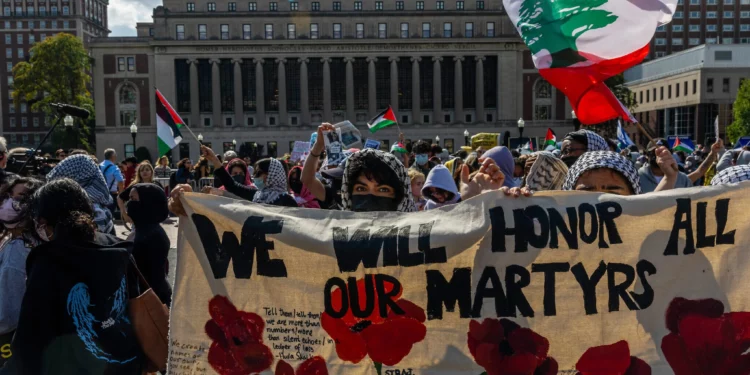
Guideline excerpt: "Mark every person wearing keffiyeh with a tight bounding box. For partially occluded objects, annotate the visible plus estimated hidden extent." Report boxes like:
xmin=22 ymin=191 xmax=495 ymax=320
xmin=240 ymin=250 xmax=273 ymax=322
xmin=46 ymin=154 xmax=115 ymax=234
xmin=251 ymin=158 xmax=297 ymax=207
xmin=525 ymin=151 xmax=569 ymax=191
xmin=341 ymin=149 xmax=417 ymax=212
xmin=710 ymin=164 xmax=750 ymax=186
xmin=563 ymin=151 xmax=642 ymax=195
xmin=561 ymin=129 xmax=609 ymax=167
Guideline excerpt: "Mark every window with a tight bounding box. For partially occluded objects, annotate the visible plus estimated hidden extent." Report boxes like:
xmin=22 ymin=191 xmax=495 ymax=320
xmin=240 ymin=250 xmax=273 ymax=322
xmin=396 ymin=1 xmax=404 ymax=9
xmin=378 ymin=23 xmax=387 ymax=38
xmin=16 ymin=34 xmax=22 ymax=44
xmin=443 ymin=22 xmax=452 ymax=37
xmin=676 ymin=83 xmax=680 ymax=97
xmin=187 ymin=2 xmax=195 ymax=11
xmin=476 ymin=0 xmax=485 ymax=9
xmin=660 ymin=86 xmax=664 ymax=100
xmin=693 ymin=79 xmax=697 ymax=94
xmin=29 ymin=35 xmax=34 ymax=44
xmin=127 ymin=56 xmax=135 ymax=71
xmin=707 ymin=37 xmax=718 ymax=43
xmin=655 ymin=38 xmax=666 ymax=45
xmin=673 ymin=38 xmax=683 ymax=45
xmin=465 ymin=22 xmax=473 ymax=37
xmin=21 ymin=118 xmax=27 ymax=128
xmin=249 ymin=2 xmax=257 ymax=10
xmin=331 ymin=23 xmax=341 ymax=38
xmin=437 ymin=1 xmax=444 ymax=9
xmin=265 ymin=24 xmax=273 ymax=39
xmin=207 ymin=2 xmax=216 ymax=11
xmin=726 ymin=0 xmax=734 ymax=3
xmin=62 ymin=5 xmax=69 ymax=14
xmin=533 ymin=79 xmax=552 ymax=120
xmin=229 ymin=2 xmax=236 ymax=10
xmin=724 ymin=11 xmax=734 ymax=18
xmin=198 ymin=24 xmax=207 ymax=40
xmin=33 ymin=118 xmax=39 ymax=128
xmin=656 ymin=25 xmax=665 ymax=31
xmin=52 ymin=21 xmax=57 ymax=28
xmin=723 ymin=78 xmax=730 ymax=92
xmin=690 ymin=24 xmax=700 ymax=31
xmin=149 ymin=28 xmax=155 ymax=36
xmin=221 ymin=24 xmax=229 ymax=39
xmin=707 ymin=24 xmax=717 ymax=31
xmin=707 ymin=78 xmax=714 ymax=93
xmin=17 ymin=48 xmax=23 ymax=58
xmin=673 ymin=25 xmax=684 ymax=32
xmin=743 ymin=38 xmax=750 ymax=43
xmin=2 ymin=7 xmax=9 ymax=16
xmin=311 ymin=2 xmax=319 ymax=10
xmin=675 ymin=11 xmax=683 ymax=18
xmin=4 ymin=35 xmax=9 ymax=45
xmin=176 ymin=24 xmax=185 ymax=39
xmin=333 ymin=1 xmax=341 ymax=10
xmin=40 ymin=6 xmax=46 ymax=15
xmin=356 ymin=23 xmax=364 ymax=38
xmin=456 ymin=0 xmax=464 ymax=9
xmin=690 ymin=38 xmax=700 ymax=45
xmin=354 ymin=1 xmax=362 ymax=9
xmin=27 ymin=6 xmax=34 ymax=16
xmin=290 ymin=1 xmax=298 ymax=10
xmin=269 ymin=2 xmax=277 ymax=10
xmin=486 ymin=22 xmax=495 ymax=37
xmin=724 ymin=25 xmax=734 ymax=31
xmin=41 ymin=21 xmax=46 ymax=29
xmin=51 ymin=6 xmax=57 ymax=15
xmin=744 ymin=0 xmax=750 ymax=4
xmin=243 ymin=24 xmax=251 ymax=39
xmin=310 ymin=23 xmax=318 ymax=39
xmin=422 ymin=22 xmax=431 ymax=37
xmin=417 ymin=1 xmax=424 ymax=9
xmin=400 ymin=23 xmax=409 ymax=38
xmin=5 ymin=48 xmax=11 ymax=59
xmin=690 ymin=11 xmax=700 ymax=18
xmin=119 ymin=84 xmax=138 ymax=126
xmin=708 ymin=0 xmax=716 ymax=4
xmin=742 ymin=24 xmax=750 ymax=31
xmin=742 ymin=11 xmax=750 ymax=18
xmin=6 ymin=62 xmax=11 ymax=72
xmin=707 ymin=11 xmax=717 ymax=18
xmin=8 ymin=104 xmax=14 ymax=114
xmin=9 ymin=119 xmax=14 ymax=128
xmin=723 ymin=37 xmax=734 ymax=44
xmin=287 ymin=24 xmax=296 ymax=39
xmin=20 ymin=103 xmax=26 ymax=113
xmin=376 ymin=1 xmax=383 ymax=9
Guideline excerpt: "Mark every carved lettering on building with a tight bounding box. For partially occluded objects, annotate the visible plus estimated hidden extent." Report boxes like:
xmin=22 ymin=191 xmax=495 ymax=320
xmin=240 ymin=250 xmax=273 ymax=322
xmin=189 ymin=43 xmax=514 ymax=54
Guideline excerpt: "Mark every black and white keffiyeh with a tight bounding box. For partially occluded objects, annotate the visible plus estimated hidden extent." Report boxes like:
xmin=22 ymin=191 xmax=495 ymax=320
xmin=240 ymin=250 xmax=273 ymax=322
xmin=563 ymin=151 xmax=642 ymax=194
xmin=341 ymin=149 xmax=417 ymax=212
xmin=711 ymin=165 xmax=750 ymax=186
xmin=47 ymin=154 xmax=113 ymax=206
xmin=566 ymin=129 xmax=609 ymax=152
xmin=252 ymin=158 xmax=292 ymax=205
xmin=525 ymin=151 xmax=568 ymax=191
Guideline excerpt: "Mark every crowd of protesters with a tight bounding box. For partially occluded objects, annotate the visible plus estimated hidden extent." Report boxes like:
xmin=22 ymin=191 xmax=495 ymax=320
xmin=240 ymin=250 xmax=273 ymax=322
xmin=0 ymin=122 xmax=748 ymax=373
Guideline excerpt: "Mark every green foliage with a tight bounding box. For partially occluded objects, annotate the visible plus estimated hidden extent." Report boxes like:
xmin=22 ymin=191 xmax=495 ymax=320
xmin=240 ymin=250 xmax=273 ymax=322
xmin=517 ymin=0 xmax=618 ymax=68
xmin=728 ymin=78 xmax=750 ymax=143
xmin=12 ymin=33 xmax=94 ymax=152
xmin=606 ymin=74 xmax=638 ymax=113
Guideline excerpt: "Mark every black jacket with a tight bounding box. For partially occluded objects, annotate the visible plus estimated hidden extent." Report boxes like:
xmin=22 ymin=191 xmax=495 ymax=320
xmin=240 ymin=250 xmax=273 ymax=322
xmin=1 ymin=236 xmax=143 ymax=374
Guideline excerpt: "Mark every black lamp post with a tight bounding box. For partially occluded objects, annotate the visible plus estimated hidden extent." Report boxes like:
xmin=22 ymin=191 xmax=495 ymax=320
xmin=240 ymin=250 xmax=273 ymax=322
xmin=130 ymin=123 xmax=138 ymax=157
xmin=517 ymin=118 xmax=525 ymax=148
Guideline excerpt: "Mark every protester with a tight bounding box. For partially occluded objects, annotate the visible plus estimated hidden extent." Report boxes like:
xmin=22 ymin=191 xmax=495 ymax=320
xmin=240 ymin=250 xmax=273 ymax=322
xmin=223 ymin=158 xmax=252 ymax=187
xmin=464 ymin=152 xmax=480 ymax=173
xmin=561 ymin=151 xmax=671 ymax=195
xmin=48 ymin=154 xmax=115 ymax=235
xmin=99 ymin=148 xmax=125 ymax=217
xmin=288 ymin=166 xmax=320 ymax=209
xmin=117 ymin=161 xmax=155 ymax=225
xmin=408 ymin=169 xmax=426 ymax=211
xmin=174 ymin=158 xmax=195 ymax=185
xmin=560 ymin=129 xmax=609 ymax=167
xmin=711 ymin=164 xmax=750 ymax=185
xmin=2 ymin=179 xmax=142 ymax=374
xmin=482 ymin=146 xmax=518 ymax=188
xmin=525 ymin=151 xmax=569 ymax=191
xmin=0 ymin=137 xmax=7 ymax=173
xmin=302 ymin=124 xmax=347 ymax=210
xmin=154 ymin=155 xmax=171 ymax=178
xmin=410 ymin=140 xmax=434 ymax=175
xmin=122 ymin=157 xmax=138 ymax=187
xmin=341 ymin=148 xmax=416 ymax=212
xmin=126 ymin=183 xmax=172 ymax=306
xmin=390 ymin=142 xmax=410 ymax=167
xmin=223 ymin=151 xmax=238 ymax=165
xmin=443 ymin=157 xmax=464 ymax=190
xmin=638 ymin=139 xmax=693 ymax=193
xmin=0 ymin=177 xmax=43 ymax=338
xmin=717 ymin=146 xmax=750 ymax=171
xmin=54 ymin=149 xmax=67 ymax=160
xmin=423 ymin=165 xmax=461 ymax=210
xmin=193 ymin=156 xmax=212 ymax=180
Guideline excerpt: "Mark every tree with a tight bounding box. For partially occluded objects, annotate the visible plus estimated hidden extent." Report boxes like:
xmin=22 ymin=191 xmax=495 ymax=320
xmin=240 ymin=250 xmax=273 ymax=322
xmin=728 ymin=79 xmax=750 ymax=144
xmin=12 ymin=33 xmax=94 ymax=151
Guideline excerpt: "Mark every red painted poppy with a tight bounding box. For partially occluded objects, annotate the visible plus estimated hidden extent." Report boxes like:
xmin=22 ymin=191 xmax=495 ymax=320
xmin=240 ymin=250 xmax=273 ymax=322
xmin=205 ymin=295 xmax=274 ymax=375
xmin=467 ymin=318 xmax=558 ymax=375
xmin=320 ymin=275 xmax=427 ymax=366
xmin=662 ymin=297 xmax=750 ymax=375
xmin=575 ymin=340 xmax=651 ymax=375
xmin=275 ymin=356 xmax=329 ymax=375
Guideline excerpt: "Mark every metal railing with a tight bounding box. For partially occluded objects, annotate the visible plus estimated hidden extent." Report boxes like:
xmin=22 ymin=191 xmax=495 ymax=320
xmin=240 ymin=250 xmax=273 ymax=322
xmin=154 ymin=177 xmax=215 ymax=191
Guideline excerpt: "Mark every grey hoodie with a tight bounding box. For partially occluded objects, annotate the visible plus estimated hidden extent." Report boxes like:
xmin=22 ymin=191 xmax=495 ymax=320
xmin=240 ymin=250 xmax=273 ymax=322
xmin=422 ymin=165 xmax=461 ymax=210
xmin=638 ymin=164 xmax=693 ymax=193
xmin=717 ymin=149 xmax=750 ymax=172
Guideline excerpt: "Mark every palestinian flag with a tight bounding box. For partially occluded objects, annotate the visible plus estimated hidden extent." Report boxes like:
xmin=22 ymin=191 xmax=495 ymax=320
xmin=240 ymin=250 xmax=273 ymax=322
xmin=544 ymin=128 xmax=557 ymax=147
xmin=368 ymin=106 xmax=397 ymax=133
xmin=391 ymin=142 xmax=407 ymax=154
xmin=156 ymin=89 xmax=184 ymax=156
xmin=673 ymin=137 xmax=694 ymax=153
xmin=503 ymin=0 xmax=677 ymax=125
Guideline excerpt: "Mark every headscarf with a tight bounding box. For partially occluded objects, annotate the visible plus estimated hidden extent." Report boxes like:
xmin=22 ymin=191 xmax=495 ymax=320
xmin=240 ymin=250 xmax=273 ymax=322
xmin=564 ymin=129 xmax=609 ymax=152
xmin=221 ymin=158 xmax=252 ymax=190
xmin=562 ymin=151 xmax=642 ymax=194
xmin=47 ymin=154 xmax=112 ymax=206
xmin=341 ymin=149 xmax=417 ymax=212
xmin=525 ymin=151 xmax=569 ymax=191
xmin=252 ymin=158 xmax=291 ymax=205
xmin=710 ymin=165 xmax=750 ymax=185
xmin=127 ymin=183 xmax=169 ymax=228
xmin=288 ymin=166 xmax=320 ymax=209
xmin=482 ymin=146 xmax=517 ymax=188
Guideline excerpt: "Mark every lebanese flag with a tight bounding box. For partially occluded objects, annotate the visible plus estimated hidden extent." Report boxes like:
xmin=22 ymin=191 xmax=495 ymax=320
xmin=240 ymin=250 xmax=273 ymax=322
xmin=504 ymin=0 xmax=678 ymax=125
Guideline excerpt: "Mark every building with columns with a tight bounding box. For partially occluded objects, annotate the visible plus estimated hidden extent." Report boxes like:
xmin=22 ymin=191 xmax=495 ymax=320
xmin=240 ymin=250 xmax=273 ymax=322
xmin=90 ymin=0 xmax=575 ymax=161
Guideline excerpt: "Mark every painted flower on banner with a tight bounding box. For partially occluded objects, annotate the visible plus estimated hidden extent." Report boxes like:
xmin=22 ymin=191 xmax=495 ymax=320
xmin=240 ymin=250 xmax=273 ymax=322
xmin=205 ymin=295 xmax=274 ymax=375
xmin=320 ymin=275 xmax=427 ymax=366
xmin=662 ymin=297 xmax=750 ymax=374
xmin=467 ymin=318 xmax=558 ymax=375
xmin=575 ymin=340 xmax=651 ymax=375
xmin=275 ymin=356 xmax=329 ymax=375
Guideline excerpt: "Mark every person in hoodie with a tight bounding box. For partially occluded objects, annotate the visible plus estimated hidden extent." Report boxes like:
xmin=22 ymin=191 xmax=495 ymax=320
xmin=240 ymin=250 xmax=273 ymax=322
xmin=481 ymin=146 xmax=519 ymax=188
xmin=717 ymin=146 xmax=750 ymax=172
xmin=288 ymin=166 xmax=320 ymax=209
xmin=126 ymin=183 xmax=172 ymax=306
xmin=638 ymin=139 xmax=693 ymax=193
xmin=2 ymin=178 xmax=142 ymax=374
xmin=422 ymin=165 xmax=461 ymax=210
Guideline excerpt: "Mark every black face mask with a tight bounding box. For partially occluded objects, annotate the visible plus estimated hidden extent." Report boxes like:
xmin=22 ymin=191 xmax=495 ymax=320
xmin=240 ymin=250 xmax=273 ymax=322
xmin=350 ymin=194 xmax=399 ymax=212
xmin=290 ymin=180 xmax=303 ymax=195
xmin=126 ymin=200 xmax=145 ymax=224
xmin=232 ymin=174 xmax=246 ymax=185
xmin=562 ymin=155 xmax=579 ymax=168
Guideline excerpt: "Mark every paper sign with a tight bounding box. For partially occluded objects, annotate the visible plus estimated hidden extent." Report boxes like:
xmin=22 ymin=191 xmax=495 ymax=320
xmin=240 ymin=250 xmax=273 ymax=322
xmin=290 ymin=141 xmax=310 ymax=163
xmin=323 ymin=130 xmax=344 ymax=166
xmin=335 ymin=120 xmax=363 ymax=150
xmin=364 ymin=139 xmax=381 ymax=149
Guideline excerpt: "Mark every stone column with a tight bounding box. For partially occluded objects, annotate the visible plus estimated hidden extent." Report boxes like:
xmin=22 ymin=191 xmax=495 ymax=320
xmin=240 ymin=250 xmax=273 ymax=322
xmin=367 ymin=57 xmax=377 ymax=117
xmin=344 ymin=57 xmax=355 ymax=122
xmin=232 ymin=59 xmax=244 ymax=127
xmin=277 ymin=58 xmax=287 ymax=125
xmin=411 ymin=57 xmax=421 ymax=125
xmin=254 ymin=58 xmax=265 ymax=126
xmin=300 ymin=58 xmax=310 ymax=125
xmin=188 ymin=59 xmax=200 ymax=127
xmin=432 ymin=56 xmax=442 ymax=124
xmin=454 ymin=56 xmax=464 ymax=125
xmin=322 ymin=57 xmax=332 ymax=121
xmin=475 ymin=56 xmax=485 ymax=124
xmin=210 ymin=59 xmax=221 ymax=127
xmin=389 ymin=57 xmax=399 ymax=114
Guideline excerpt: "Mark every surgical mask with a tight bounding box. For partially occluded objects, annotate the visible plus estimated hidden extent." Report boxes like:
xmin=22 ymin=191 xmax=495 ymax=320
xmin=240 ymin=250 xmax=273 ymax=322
xmin=415 ymin=154 xmax=428 ymax=166
xmin=232 ymin=174 xmax=246 ymax=185
xmin=350 ymin=194 xmax=399 ymax=212
xmin=562 ymin=155 xmax=579 ymax=168
xmin=253 ymin=177 xmax=265 ymax=190
xmin=0 ymin=198 xmax=21 ymax=228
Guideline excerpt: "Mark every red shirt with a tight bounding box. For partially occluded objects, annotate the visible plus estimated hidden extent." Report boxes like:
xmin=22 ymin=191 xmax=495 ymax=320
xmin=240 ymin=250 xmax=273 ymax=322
xmin=123 ymin=168 xmax=136 ymax=187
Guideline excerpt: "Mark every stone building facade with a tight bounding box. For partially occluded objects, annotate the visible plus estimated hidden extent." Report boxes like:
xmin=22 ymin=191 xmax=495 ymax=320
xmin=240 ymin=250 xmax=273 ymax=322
xmin=90 ymin=0 xmax=575 ymax=161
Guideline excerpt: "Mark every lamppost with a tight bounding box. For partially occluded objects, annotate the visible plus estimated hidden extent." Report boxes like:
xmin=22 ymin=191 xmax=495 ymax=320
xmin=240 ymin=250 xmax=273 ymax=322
xmin=571 ymin=110 xmax=580 ymax=130
xmin=435 ymin=135 xmax=440 ymax=146
xmin=64 ymin=115 xmax=74 ymax=128
xmin=198 ymin=133 xmax=204 ymax=145
xmin=232 ymin=139 xmax=237 ymax=151
xmin=464 ymin=129 xmax=470 ymax=146
xmin=130 ymin=123 xmax=138 ymax=157
xmin=517 ymin=118 xmax=525 ymax=148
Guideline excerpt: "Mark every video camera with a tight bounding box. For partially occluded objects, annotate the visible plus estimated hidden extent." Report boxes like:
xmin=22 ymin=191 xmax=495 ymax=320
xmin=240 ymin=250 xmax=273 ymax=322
xmin=5 ymin=150 xmax=58 ymax=178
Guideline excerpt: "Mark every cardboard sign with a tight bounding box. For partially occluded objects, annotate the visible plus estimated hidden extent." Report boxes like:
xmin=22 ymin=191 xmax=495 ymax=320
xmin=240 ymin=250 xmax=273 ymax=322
xmin=471 ymin=133 xmax=501 ymax=149
xmin=364 ymin=139 xmax=382 ymax=150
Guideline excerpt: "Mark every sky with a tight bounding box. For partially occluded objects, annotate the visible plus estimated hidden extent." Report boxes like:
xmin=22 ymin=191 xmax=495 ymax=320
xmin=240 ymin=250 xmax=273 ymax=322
xmin=108 ymin=0 xmax=158 ymax=36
